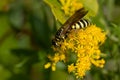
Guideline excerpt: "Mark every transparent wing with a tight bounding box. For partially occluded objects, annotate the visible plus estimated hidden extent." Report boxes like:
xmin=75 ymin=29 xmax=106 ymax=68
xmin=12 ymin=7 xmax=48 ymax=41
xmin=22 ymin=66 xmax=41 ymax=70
xmin=58 ymin=8 xmax=88 ymax=37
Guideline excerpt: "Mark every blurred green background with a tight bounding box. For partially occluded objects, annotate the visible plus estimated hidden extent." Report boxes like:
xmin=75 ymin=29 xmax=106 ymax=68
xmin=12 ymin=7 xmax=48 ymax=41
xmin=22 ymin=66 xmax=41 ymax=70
xmin=0 ymin=0 xmax=120 ymax=80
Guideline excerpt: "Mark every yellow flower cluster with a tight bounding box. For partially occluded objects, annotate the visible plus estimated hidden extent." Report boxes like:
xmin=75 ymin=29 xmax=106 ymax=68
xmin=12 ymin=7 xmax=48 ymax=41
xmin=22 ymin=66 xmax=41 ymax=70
xmin=44 ymin=53 xmax=66 ymax=71
xmin=45 ymin=25 xmax=106 ymax=78
xmin=59 ymin=0 xmax=83 ymax=16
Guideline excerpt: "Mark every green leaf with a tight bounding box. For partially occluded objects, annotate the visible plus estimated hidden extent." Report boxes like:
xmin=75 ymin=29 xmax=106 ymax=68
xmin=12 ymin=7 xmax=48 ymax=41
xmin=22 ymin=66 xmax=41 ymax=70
xmin=29 ymin=5 xmax=52 ymax=49
xmin=0 ymin=65 xmax=11 ymax=80
xmin=9 ymin=1 xmax=25 ymax=29
xmin=0 ymin=14 xmax=22 ymax=67
xmin=44 ymin=0 xmax=68 ymax=24
xmin=80 ymin=0 xmax=98 ymax=17
xmin=0 ymin=34 xmax=19 ymax=65
xmin=50 ymin=70 xmax=68 ymax=80
xmin=0 ymin=15 xmax=10 ymax=38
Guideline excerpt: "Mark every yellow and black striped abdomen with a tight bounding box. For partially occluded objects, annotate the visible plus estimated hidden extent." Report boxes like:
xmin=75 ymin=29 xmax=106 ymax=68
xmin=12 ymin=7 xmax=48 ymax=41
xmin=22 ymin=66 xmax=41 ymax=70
xmin=71 ymin=19 xmax=91 ymax=29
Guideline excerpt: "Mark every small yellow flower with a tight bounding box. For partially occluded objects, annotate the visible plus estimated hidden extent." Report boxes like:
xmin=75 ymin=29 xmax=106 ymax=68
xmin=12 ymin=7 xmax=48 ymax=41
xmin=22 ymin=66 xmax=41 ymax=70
xmin=52 ymin=63 xmax=56 ymax=71
xmin=68 ymin=63 xmax=75 ymax=73
xmin=60 ymin=54 xmax=66 ymax=61
xmin=59 ymin=0 xmax=83 ymax=16
xmin=44 ymin=62 xmax=51 ymax=69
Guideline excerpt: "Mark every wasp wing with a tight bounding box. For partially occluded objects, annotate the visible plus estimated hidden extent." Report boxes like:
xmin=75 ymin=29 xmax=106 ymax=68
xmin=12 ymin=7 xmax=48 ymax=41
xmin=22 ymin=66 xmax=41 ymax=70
xmin=58 ymin=8 xmax=88 ymax=37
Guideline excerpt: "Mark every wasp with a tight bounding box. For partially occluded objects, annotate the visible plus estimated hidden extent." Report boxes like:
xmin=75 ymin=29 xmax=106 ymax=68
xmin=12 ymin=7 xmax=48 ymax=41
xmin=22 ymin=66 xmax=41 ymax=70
xmin=52 ymin=8 xmax=91 ymax=47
